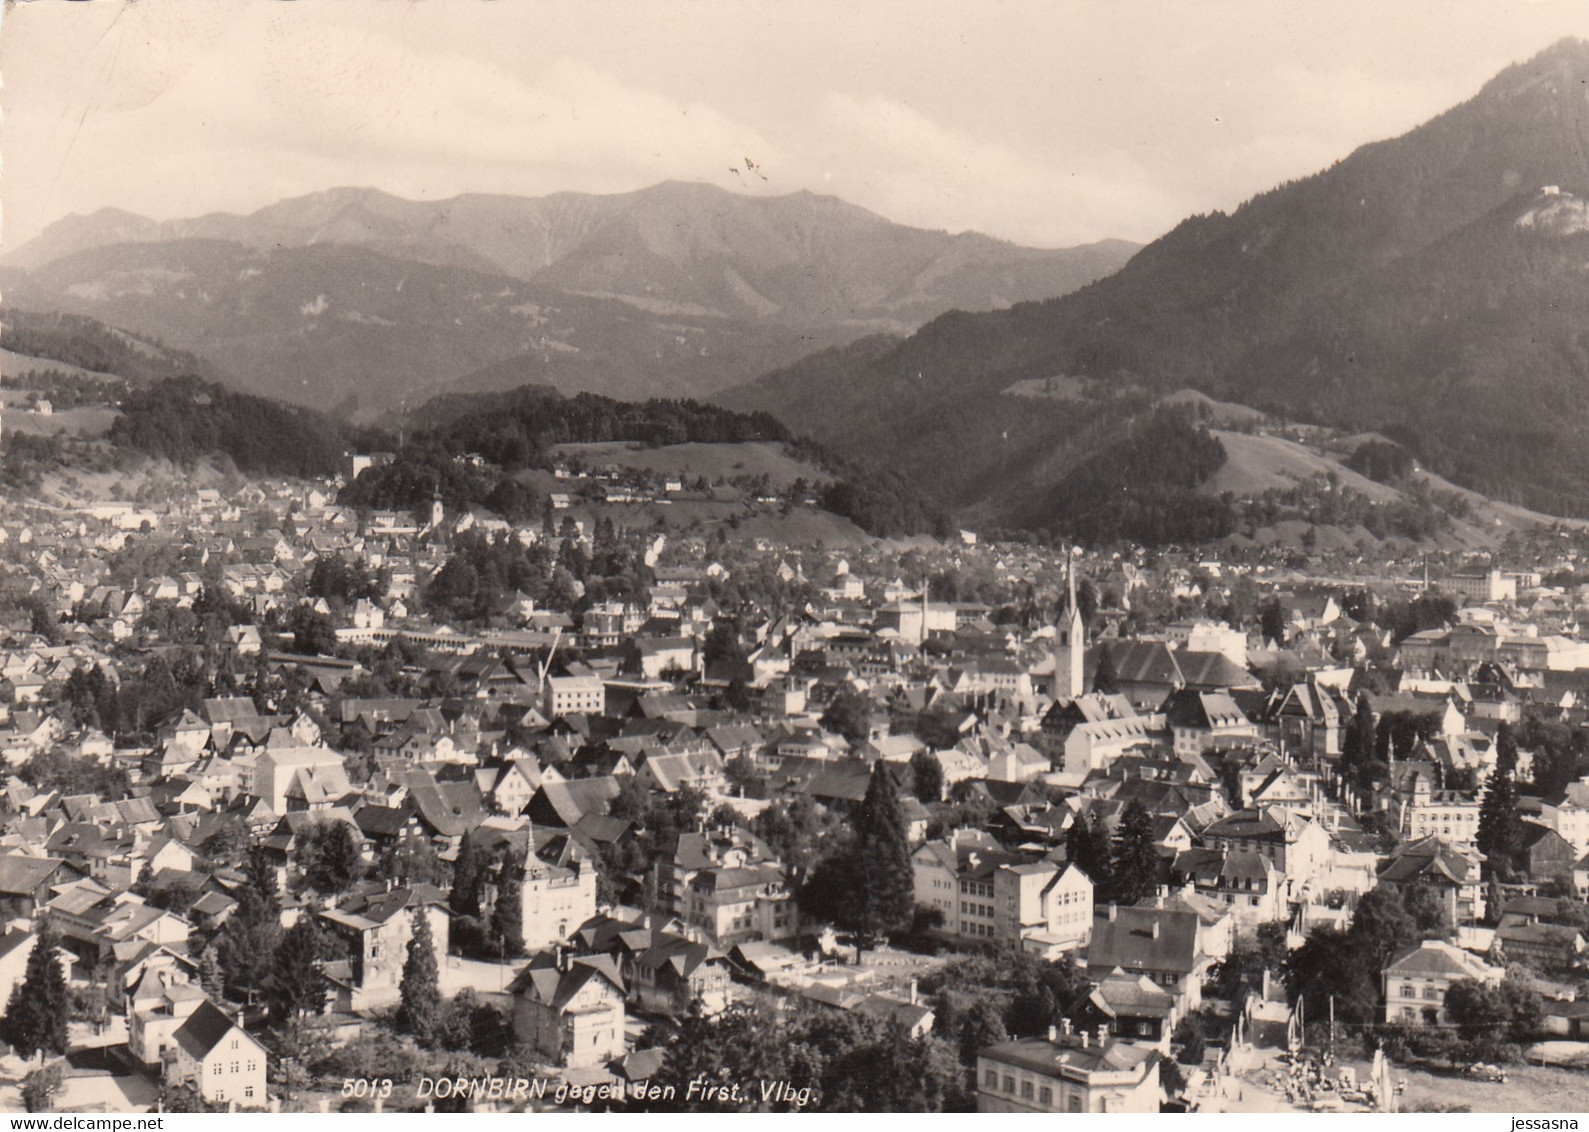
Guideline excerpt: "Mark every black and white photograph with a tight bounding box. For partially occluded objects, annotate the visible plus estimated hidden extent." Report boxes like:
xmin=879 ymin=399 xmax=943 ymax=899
xmin=3 ymin=0 xmax=1589 ymax=1117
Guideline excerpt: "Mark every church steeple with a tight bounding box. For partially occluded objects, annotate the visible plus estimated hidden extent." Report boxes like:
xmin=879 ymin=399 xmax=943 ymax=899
xmin=1053 ymin=547 xmax=1086 ymax=702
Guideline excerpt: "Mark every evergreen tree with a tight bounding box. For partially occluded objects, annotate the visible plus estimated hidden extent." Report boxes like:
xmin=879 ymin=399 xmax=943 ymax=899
xmin=298 ymin=820 xmax=363 ymax=894
xmin=909 ymin=749 xmax=944 ymax=804
xmin=0 ymin=922 xmax=69 ymax=1059
xmin=245 ymin=845 xmax=279 ymax=899
xmin=1341 ymin=692 xmax=1377 ymax=787
xmin=398 ymin=910 xmax=441 ymax=1045
xmin=1495 ymin=721 xmax=1520 ymax=777
xmin=450 ymin=833 xmax=483 ymax=918
xmin=199 ymin=944 xmax=225 ymax=1002
xmin=844 ymin=761 xmax=917 ymax=951
xmin=265 ymin=917 xmax=328 ymax=1026
xmin=1092 ymin=647 xmax=1119 ymax=695
xmin=491 ymin=860 xmax=525 ymax=959
xmin=1107 ymin=800 xmax=1159 ymax=905
xmin=1260 ymin=600 xmax=1287 ymax=647
xmin=1477 ymin=770 xmax=1524 ymax=880
xmin=798 ymin=762 xmax=915 ymax=955
xmin=1066 ymin=810 xmax=1114 ymax=888
xmin=217 ymin=886 xmax=282 ymax=1007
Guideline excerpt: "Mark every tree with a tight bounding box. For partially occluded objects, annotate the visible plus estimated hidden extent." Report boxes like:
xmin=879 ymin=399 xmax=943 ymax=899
xmin=490 ymin=860 xmax=525 ymax=959
xmin=217 ymin=887 xmax=282 ymax=1006
xmin=1260 ymin=600 xmax=1287 ymax=647
xmin=1476 ymin=770 xmax=1525 ymax=880
xmin=909 ymin=749 xmax=945 ymax=804
xmin=20 ymin=1064 xmax=63 ymax=1113
xmin=1092 ymin=647 xmax=1119 ymax=695
xmin=0 ymin=923 xmax=69 ymax=1059
xmin=1350 ymin=886 xmax=1419 ymax=964
xmin=799 ymin=762 xmax=915 ymax=954
xmin=1341 ymin=692 xmax=1377 ymax=788
xmin=297 ymin=820 xmax=364 ymax=894
xmin=399 ymin=911 xmax=442 ymax=1046
xmin=1284 ymin=927 xmax=1378 ymax=1025
xmin=821 ymin=689 xmax=875 ymax=745
xmin=1174 ymin=1013 xmax=1206 ymax=1065
xmin=1106 ymin=800 xmax=1158 ymax=905
xmin=265 ymin=917 xmax=328 ymax=1026
xmin=1403 ymin=885 xmax=1454 ymax=940
xmin=1066 ymin=811 xmax=1114 ymax=890
xmin=956 ymin=997 xmax=1008 ymax=1067
xmin=288 ymin=604 xmax=339 ymax=656
xmin=450 ymin=834 xmax=484 ymax=918
xmin=1495 ymin=721 xmax=1519 ymax=777
xmin=199 ymin=944 xmax=225 ymax=1002
xmin=379 ymin=833 xmax=444 ymax=887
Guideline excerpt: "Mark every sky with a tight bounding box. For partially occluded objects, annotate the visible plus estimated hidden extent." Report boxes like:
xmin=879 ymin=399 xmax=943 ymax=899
xmin=2 ymin=0 xmax=1587 ymax=253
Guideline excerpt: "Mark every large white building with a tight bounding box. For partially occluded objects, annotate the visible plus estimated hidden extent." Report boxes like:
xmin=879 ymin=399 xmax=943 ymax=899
xmin=543 ymin=672 xmax=606 ymax=719
xmin=912 ymin=832 xmax=1093 ymax=955
xmin=1382 ymin=940 xmax=1501 ymax=1026
xmin=977 ymin=1026 xmax=1161 ymax=1114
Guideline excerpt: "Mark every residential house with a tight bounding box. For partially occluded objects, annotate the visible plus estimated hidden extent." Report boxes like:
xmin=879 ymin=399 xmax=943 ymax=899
xmin=509 ymin=952 xmax=627 ymax=1069
xmin=1085 ymin=904 xmax=1208 ymax=1013
xmin=166 ymin=1000 xmax=269 ymax=1107
xmin=976 ymin=1026 xmax=1161 ymax=1113
xmin=318 ymin=886 xmax=449 ymax=1005
xmin=1382 ymin=940 xmax=1501 ymax=1026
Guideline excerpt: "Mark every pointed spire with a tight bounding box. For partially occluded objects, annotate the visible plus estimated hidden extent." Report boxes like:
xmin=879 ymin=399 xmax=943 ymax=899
xmin=1067 ymin=544 xmax=1079 ymax=623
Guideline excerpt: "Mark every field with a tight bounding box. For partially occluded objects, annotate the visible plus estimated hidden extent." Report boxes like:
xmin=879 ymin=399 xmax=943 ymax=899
xmin=1200 ymin=429 xmax=1400 ymax=503
xmin=0 ymin=398 xmax=121 ymax=438
xmin=1394 ymin=1062 xmax=1589 ymax=1113
xmin=579 ymin=498 xmax=870 ymax=548
xmin=551 ymin=440 xmax=832 ymax=489
xmin=0 ymin=346 xmax=121 ymax=383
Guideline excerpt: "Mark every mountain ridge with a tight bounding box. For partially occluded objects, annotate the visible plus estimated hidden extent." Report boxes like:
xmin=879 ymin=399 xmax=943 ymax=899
xmin=2 ymin=181 xmax=1137 ymax=415
xmin=717 ymin=37 xmax=1589 ymax=528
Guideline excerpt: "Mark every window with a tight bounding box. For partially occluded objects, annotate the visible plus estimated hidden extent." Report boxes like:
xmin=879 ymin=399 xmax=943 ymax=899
xmin=1003 ymin=1076 xmax=1016 ymax=1094
xmin=984 ymin=1069 xmax=998 ymax=1089
xmin=245 ymin=1087 xmax=255 ymax=1100
xmin=1039 ymin=1087 xmax=1053 ymax=1107
xmin=213 ymin=1063 xmax=222 ymax=1075
xmin=1068 ymin=1095 xmax=1083 ymax=1113
xmin=1021 ymin=1081 xmax=1034 ymax=1100
xmin=231 ymin=1039 xmax=239 ymax=1050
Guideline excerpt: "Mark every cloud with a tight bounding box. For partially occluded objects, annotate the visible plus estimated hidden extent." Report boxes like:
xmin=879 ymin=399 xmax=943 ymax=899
xmin=2 ymin=15 xmax=784 ymax=245
xmin=804 ymin=93 xmax=1187 ymax=245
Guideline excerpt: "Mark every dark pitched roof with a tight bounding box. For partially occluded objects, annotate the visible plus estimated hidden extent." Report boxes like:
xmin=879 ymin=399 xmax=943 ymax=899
xmin=171 ymin=1000 xmax=242 ymax=1061
xmin=1086 ymin=906 xmax=1199 ymax=975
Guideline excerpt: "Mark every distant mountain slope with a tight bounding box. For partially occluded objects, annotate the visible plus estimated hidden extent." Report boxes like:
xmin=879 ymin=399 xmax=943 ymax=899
xmin=719 ymin=38 xmax=1589 ymax=525
xmin=7 ymin=183 xmax=1136 ymax=329
xmin=2 ymin=182 xmax=1136 ymax=414
xmin=2 ymin=308 xmax=214 ymax=385
xmin=1 ymin=239 xmax=829 ymax=413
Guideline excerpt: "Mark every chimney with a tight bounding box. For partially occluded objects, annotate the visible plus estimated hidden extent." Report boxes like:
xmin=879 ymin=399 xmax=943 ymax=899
xmin=1048 ymin=1025 xmax=1057 ymax=1043
xmin=1080 ymin=1031 xmax=1089 ymax=1048
xmin=909 ymin=977 xmax=919 ymax=1006
xmin=1097 ymin=1025 xmax=1109 ymax=1048
xmin=1060 ymin=1018 xmax=1073 ymax=1038
xmin=1151 ymin=922 xmax=1161 ymax=939
xmin=1107 ymin=904 xmax=1117 ymax=922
